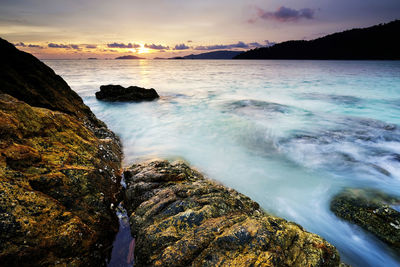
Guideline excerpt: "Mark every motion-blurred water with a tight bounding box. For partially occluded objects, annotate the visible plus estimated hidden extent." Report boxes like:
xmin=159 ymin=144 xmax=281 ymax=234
xmin=45 ymin=59 xmax=400 ymax=266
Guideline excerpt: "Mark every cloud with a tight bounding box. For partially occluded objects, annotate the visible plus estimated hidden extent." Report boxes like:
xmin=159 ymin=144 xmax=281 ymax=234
xmin=102 ymin=49 xmax=118 ymax=52
xmin=48 ymin=43 xmax=70 ymax=48
xmin=256 ymin=6 xmax=316 ymax=22
xmin=14 ymin=42 xmax=26 ymax=47
xmin=174 ymin=43 xmax=190 ymax=50
xmin=86 ymin=44 xmax=97 ymax=49
xmin=107 ymin=42 xmax=140 ymax=48
xmin=145 ymin=43 xmax=169 ymax=50
xmin=194 ymin=41 xmax=254 ymax=51
xmin=264 ymin=40 xmax=276 ymax=47
xmin=28 ymin=44 xmax=42 ymax=48
xmin=248 ymin=42 xmax=263 ymax=47
xmin=192 ymin=41 xmax=272 ymax=51
xmin=231 ymin=41 xmax=249 ymax=48
xmin=47 ymin=43 xmax=80 ymax=49
xmin=14 ymin=42 xmax=43 ymax=48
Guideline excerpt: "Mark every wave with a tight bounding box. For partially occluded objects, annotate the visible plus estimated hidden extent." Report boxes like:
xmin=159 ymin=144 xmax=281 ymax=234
xmin=226 ymin=99 xmax=292 ymax=114
xmin=299 ymin=93 xmax=361 ymax=105
xmin=277 ymin=115 xmax=400 ymax=179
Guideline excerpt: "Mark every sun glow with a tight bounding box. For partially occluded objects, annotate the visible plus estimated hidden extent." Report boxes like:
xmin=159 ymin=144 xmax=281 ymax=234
xmin=132 ymin=44 xmax=151 ymax=54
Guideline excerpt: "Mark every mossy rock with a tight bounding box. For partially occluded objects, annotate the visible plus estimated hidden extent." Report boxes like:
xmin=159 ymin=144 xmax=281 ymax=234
xmin=330 ymin=188 xmax=400 ymax=254
xmin=0 ymin=94 xmax=122 ymax=266
xmin=124 ymin=160 xmax=341 ymax=266
xmin=0 ymin=38 xmax=123 ymax=266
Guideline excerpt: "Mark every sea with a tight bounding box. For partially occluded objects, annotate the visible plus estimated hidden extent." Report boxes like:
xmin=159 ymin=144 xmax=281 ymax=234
xmin=45 ymin=59 xmax=400 ymax=267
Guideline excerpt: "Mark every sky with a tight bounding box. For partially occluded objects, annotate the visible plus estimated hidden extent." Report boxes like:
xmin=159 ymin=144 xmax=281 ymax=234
xmin=1 ymin=0 xmax=399 ymax=59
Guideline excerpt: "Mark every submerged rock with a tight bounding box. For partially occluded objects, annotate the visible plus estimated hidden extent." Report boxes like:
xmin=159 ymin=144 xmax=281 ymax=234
xmin=0 ymin=38 xmax=122 ymax=266
xmin=331 ymin=188 xmax=400 ymax=254
xmin=95 ymin=84 xmax=159 ymax=102
xmin=228 ymin=99 xmax=291 ymax=114
xmin=124 ymin=160 xmax=340 ymax=266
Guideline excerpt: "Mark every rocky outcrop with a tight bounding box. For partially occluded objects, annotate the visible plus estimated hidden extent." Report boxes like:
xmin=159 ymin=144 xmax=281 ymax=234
xmin=0 ymin=38 xmax=104 ymax=129
xmin=0 ymin=38 xmax=122 ymax=266
xmin=124 ymin=160 xmax=341 ymax=266
xmin=95 ymin=84 xmax=159 ymax=102
xmin=331 ymin=188 xmax=400 ymax=254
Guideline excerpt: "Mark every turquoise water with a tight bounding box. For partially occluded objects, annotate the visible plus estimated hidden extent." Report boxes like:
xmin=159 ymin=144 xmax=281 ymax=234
xmin=45 ymin=59 xmax=400 ymax=266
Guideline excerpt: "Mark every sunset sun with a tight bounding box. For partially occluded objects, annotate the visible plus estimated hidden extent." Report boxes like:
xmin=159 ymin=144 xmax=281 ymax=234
xmin=134 ymin=45 xmax=151 ymax=54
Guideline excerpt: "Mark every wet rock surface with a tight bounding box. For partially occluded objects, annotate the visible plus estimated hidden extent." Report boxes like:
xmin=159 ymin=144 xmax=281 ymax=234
xmin=124 ymin=160 xmax=340 ymax=266
xmin=331 ymin=188 xmax=400 ymax=254
xmin=95 ymin=84 xmax=159 ymax=102
xmin=0 ymin=38 xmax=122 ymax=266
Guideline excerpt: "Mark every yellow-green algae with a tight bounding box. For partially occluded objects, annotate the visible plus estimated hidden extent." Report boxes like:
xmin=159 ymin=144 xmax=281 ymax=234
xmin=331 ymin=188 xmax=400 ymax=254
xmin=0 ymin=94 xmax=122 ymax=266
xmin=124 ymin=160 xmax=341 ymax=267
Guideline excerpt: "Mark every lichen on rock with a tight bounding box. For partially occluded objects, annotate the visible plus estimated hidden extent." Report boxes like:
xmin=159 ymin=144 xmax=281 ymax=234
xmin=124 ymin=160 xmax=341 ymax=266
xmin=331 ymin=188 xmax=400 ymax=254
xmin=0 ymin=37 xmax=123 ymax=266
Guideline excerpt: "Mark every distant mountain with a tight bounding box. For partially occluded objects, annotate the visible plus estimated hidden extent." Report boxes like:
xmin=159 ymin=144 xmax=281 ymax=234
xmin=235 ymin=20 xmax=400 ymax=60
xmin=115 ymin=55 xmax=145 ymax=59
xmin=171 ymin=50 xmax=241 ymax=59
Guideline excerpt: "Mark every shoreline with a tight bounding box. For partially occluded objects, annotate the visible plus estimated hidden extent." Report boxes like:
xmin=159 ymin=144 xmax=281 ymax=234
xmin=0 ymin=37 xmax=345 ymax=266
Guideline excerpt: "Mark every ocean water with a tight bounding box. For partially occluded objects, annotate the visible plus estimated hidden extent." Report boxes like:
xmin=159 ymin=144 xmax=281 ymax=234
xmin=45 ymin=59 xmax=400 ymax=266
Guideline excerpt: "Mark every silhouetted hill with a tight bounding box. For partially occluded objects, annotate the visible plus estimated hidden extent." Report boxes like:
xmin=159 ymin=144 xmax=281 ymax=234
xmin=171 ymin=50 xmax=241 ymax=59
xmin=115 ymin=55 xmax=145 ymax=59
xmin=235 ymin=20 xmax=400 ymax=60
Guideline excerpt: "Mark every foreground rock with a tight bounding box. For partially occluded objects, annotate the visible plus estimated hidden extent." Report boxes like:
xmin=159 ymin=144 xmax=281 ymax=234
xmin=0 ymin=38 xmax=122 ymax=266
xmin=95 ymin=84 xmax=159 ymax=102
xmin=124 ymin=160 xmax=340 ymax=266
xmin=331 ymin=188 xmax=400 ymax=254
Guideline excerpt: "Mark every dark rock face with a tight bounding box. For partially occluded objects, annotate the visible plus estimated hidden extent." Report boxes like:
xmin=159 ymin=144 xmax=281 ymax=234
xmin=0 ymin=38 xmax=122 ymax=266
xmin=124 ymin=160 xmax=340 ymax=267
xmin=331 ymin=188 xmax=400 ymax=254
xmin=95 ymin=85 xmax=159 ymax=102
xmin=0 ymin=37 xmax=104 ymax=129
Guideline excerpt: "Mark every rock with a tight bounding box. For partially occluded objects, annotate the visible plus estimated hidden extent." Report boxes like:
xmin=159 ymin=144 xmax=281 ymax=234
xmin=0 ymin=37 xmax=105 ymax=130
xmin=331 ymin=188 xmax=400 ymax=254
xmin=95 ymin=84 xmax=159 ymax=102
xmin=0 ymin=38 xmax=122 ymax=266
xmin=124 ymin=160 xmax=341 ymax=266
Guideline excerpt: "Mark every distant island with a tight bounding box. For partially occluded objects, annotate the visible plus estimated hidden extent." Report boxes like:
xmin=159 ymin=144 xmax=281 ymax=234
xmin=169 ymin=50 xmax=241 ymax=60
xmin=235 ymin=20 xmax=400 ymax=60
xmin=115 ymin=55 xmax=145 ymax=59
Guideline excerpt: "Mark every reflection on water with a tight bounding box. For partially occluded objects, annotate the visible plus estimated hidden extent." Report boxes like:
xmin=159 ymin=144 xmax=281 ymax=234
xmin=107 ymin=203 xmax=134 ymax=267
xmin=45 ymin=59 xmax=400 ymax=267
